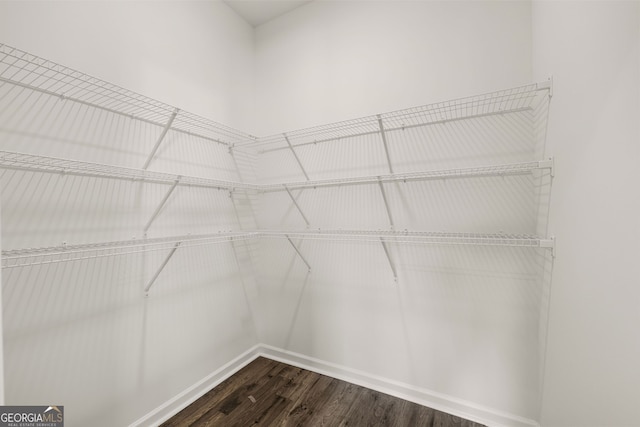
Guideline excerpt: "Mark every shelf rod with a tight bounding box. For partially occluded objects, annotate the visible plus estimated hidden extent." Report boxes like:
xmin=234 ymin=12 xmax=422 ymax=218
xmin=377 ymin=115 xmax=394 ymax=174
xmin=284 ymin=134 xmax=310 ymax=181
xmin=143 ymin=108 xmax=179 ymax=170
xmin=0 ymin=151 xmax=256 ymax=191
xmin=259 ymin=159 xmax=554 ymax=193
xmin=286 ymin=235 xmax=311 ymax=272
xmin=258 ymin=106 xmax=534 ymax=153
xmin=0 ymin=76 xmax=229 ymax=147
xmin=143 ymin=177 xmax=181 ymax=236
xmin=380 ymin=238 xmax=397 ymax=282
xmin=144 ymin=241 xmax=181 ymax=295
xmin=1 ymin=232 xmax=259 ymax=268
xmin=1 ymin=231 xmax=555 ymax=269
xmin=378 ymin=180 xmax=394 ymax=229
xmin=285 ymin=186 xmax=310 ymax=227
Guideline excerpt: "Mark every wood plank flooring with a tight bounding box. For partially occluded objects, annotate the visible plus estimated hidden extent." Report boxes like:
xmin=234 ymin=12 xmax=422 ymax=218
xmin=162 ymin=357 xmax=486 ymax=427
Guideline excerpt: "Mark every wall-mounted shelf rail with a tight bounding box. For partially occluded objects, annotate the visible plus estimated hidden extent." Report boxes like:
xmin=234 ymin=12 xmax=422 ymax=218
xmin=0 ymin=152 xmax=552 ymax=194
xmin=240 ymin=80 xmax=552 ymax=152
xmin=1 ymin=229 xmax=555 ymax=270
xmin=0 ymin=150 xmax=259 ymax=191
xmin=260 ymin=229 xmax=554 ymax=250
xmin=0 ymin=43 xmax=254 ymax=147
xmin=1 ymin=232 xmax=259 ymax=269
xmin=260 ymin=159 xmax=554 ymax=192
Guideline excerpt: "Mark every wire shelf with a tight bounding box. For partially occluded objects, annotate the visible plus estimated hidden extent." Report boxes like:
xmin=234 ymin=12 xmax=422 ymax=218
xmin=0 ymin=43 xmax=254 ymax=146
xmin=0 ymin=150 xmax=259 ymax=191
xmin=240 ymin=81 xmax=551 ymax=152
xmin=1 ymin=229 xmax=554 ymax=269
xmin=1 ymin=231 xmax=259 ymax=269
xmin=262 ymin=229 xmax=553 ymax=249
xmin=0 ymin=150 xmax=552 ymax=193
xmin=260 ymin=160 xmax=553 ymax=192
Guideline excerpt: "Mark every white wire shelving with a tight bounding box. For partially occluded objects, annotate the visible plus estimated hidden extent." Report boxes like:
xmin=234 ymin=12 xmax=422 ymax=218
xmin=0 ymin=150 xmax=553 ymax=193
xmin=240 ymin=80 xmax=551 ymax=152
xmin=0 ymin=150 xmax=259 ymax=191
xmin=0 ymin=41 xmax=556 ymax=280
xmin=0 ymin=43 xmax=255 ymax=147
xmin=1 ymin=231 xmax=259 ymax=269
xmin=261 ymin=159 xmax=554 ymax=192
xmin=263 ymin=229 xmax=554 ymax=249
xmin=1 ymin=229 xmax=555 ymax=270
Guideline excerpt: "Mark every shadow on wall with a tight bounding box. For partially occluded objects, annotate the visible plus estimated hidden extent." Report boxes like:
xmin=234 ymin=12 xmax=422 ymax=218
xmin=251 ymin=89 xmax=554 ymax=419
xmin=1 ymin=242 xmax=259 ymax=426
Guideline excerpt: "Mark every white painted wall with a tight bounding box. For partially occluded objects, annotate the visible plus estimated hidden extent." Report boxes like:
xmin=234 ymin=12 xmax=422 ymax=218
xmin=0 ymin=2 xmax=258 ymax=426
xmin=252 ymin=1 xmax=543 ymax=424
xmin=0 ymin=0 xmax=255 ymax=131
xmin=3 ymin=1 xmax=637 ymax=426
xmin=0 ymin=201 xmax=3 ymax=406
xmin=254 ymin=0 xmax=532 ymax=135
xmin=532 ymin=1 xmax=640 ymax=425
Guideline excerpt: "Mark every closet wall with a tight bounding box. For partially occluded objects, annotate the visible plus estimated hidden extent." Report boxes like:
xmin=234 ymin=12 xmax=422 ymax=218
xmin=0 ymin=0 xmax=255 ymax=130
xmin=252 ymin=1 xmax=546 ymax=424
xmin=532 ymin=2 xmax=640 ymax=426
xmin=7 ymin=2 xmax=636 ymax=427
xmin=253 ymin=0 xmax=532 ymax=135
xmin=0 ymin=2 xmax=259 ymax=427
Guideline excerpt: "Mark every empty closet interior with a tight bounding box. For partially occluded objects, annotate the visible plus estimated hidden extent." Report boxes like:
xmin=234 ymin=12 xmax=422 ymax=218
xmin=0 ymin=41 xmax=554 ymax=427
xmin=1 ymin=2 xmax=637 ymax=427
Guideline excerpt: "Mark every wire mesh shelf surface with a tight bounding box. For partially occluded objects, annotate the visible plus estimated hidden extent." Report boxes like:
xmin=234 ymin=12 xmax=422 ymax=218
xmin=1 ymin=232 xmax=260 ymax=269
xmin=0 ymin=150 xmax=259 ymax=191
xmin=0 ymin=42 xmax=555 ymax=270
xmin=241 ymin=80 xmax=551 ymax=151
xmin=0 ymin=150 xmax=551 ymax=192
xmin=260 ymin=160 xmax=553 ymax=192
xmin=0 ymin=43 xmax=253 ymax=146
xmin=262 ymin=229 xmax=552 ymax=248
xmin=1 ymin=229 xmax=553 ymax=269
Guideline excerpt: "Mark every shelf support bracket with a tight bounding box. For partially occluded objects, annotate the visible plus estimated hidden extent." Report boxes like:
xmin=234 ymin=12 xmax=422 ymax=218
xmin=378 ymin=180 xmax=394 ymax=229
xmin=537 ymin=76 xmax=553 ymax=98
xmin=286 ymin=235 xmax=311 ymax=272
xmin=284 ymin=134 xmax=310 ymax=181
xmin=145 ymin=241 xmax=181 ymax=295
xmin=539 ymin=236 xmax=556 ymax=258
xmin=285 ymin=185 xmax=310 ymax=227
xmin=377 ymin=115 xmax=394 ymax=174
xmin=143 ymin=107 xmax=179 ymax=170
xmin=380 ymin=238 xmax=397 ymax=282
xmin=144 ymin=177 xmax=181 ymax=237
xmin=539 ymin=157 xmax=555 ymax=178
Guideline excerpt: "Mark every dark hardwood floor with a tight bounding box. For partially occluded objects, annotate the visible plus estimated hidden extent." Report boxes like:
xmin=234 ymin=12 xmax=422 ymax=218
xmin=162 ymin=357 xmax=486 ymax=427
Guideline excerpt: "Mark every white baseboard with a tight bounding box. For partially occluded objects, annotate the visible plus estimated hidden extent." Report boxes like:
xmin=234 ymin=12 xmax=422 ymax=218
xmin=132 ymin=343 xmax=540 ymax=427
xmin=257 ymin=345 xmax=540 ymax=427
xmin=128 ymin=344 xmax=262 ymax=427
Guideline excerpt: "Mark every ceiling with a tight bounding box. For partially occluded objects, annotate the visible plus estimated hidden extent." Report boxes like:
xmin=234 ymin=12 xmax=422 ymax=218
xmin=223 ymin=0 xmax=314 ymax=27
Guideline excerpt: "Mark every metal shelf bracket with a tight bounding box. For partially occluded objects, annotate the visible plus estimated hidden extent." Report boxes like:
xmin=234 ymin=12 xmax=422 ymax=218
xmin=286 ymin=235 xmax=311 ymax=272
xmin=285 ymin=186 xmax=310 ymax=227
xmin=538 ymin=76 xmax=553 ymax=98
xmin=143 ymin=107 xmax=179 ymax=170
xmin=284 ymin=134 xmax=310 ymax=181
xmin=378 ymin=180 xmax=394 ymax=229
xmin=143 ymin=176 xmax=181 ymax=237
xmin=539 ymin=157 xmax=555 ymax=178
xmin=144 ymin=241 xmax=181 ymax=295
xmin=539 ymin=236 xmax=556 ymax=258
xmin=377 ymin=114 xmax=394 ymax=174
xmin=380 ymin=238 xmax=397 ymax=282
